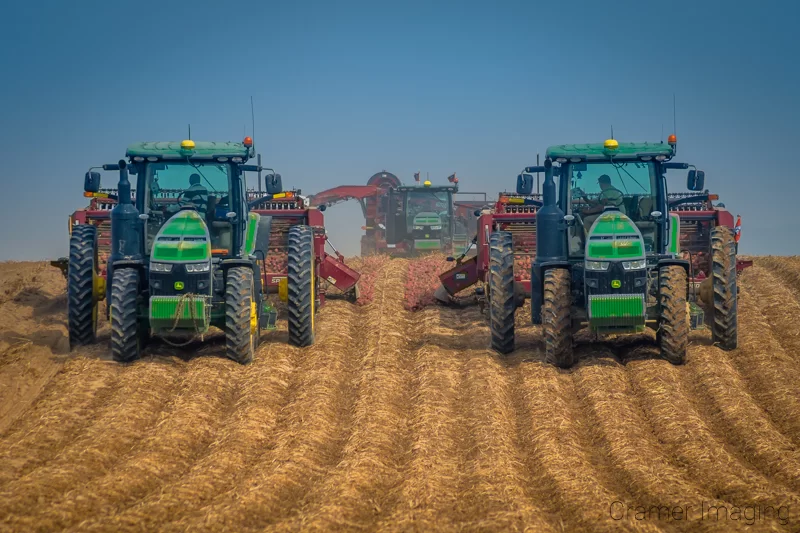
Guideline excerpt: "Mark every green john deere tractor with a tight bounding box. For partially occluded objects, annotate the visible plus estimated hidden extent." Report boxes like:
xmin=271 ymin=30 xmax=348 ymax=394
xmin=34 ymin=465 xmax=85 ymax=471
xmin=490 ymin=137 xmax=738 ymax=367
xmin=66 ymin=138 xmax=315 ymax=363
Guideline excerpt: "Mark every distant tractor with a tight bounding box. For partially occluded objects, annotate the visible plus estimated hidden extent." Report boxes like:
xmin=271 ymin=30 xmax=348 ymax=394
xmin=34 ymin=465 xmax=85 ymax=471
xmin=309 ymin=171 xmax=486 ymax=256
xmin=59 ymin=138 xmax=357 ymax=363
xmin=438 ymin=136 xmax=741 ymax=366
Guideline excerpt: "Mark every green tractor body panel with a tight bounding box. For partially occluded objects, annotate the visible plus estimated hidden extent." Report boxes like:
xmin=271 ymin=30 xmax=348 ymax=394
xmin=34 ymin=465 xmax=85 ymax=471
xmin=585 ymin=211 xmax=646 ymax=261
xmin=150 ymin=296 xmax=211 ymax=332
xmin=546 ymin=142 xmax=674 ymax=161
xmin=414 ymin=239 xmax=443 ymax=250
xmin=148 ymin=210 xmax=213 ymax=334
xmin=150 ymin=210 xmax=212 ymax=262
xmin=668 ymin=213 xmax=681 ymax=255
xmin=244 ymin=212 xmax=260 ymax=256
xmin=584 ymin=210 xmax=647 ymax=332
xmin=126 ymin=141 xmax=249 ymax=160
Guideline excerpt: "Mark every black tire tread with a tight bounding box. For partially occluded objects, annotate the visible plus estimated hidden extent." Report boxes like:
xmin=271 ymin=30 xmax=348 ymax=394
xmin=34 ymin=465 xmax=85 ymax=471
xmin=543 ymin=268 xmax=574 ymax=368
xmin=489 ymin=231 xmax=515 ymax=354
xmin=68 ymin=224 xmax=97 ymax=349
xmin=288 ymin=225 xmax=315 ymax=347
xmin=225 ymin=266 xmax=255 ymax=364
xmin=110 ymin=268 xmax=140 ymax=362
xmin=659 ymin=265 xmax=688 ymax=365
xmin=711 ymin=226 xmax=738 ymax=350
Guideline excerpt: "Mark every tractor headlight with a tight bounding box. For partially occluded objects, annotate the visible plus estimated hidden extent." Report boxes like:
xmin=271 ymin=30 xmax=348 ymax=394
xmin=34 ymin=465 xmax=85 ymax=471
xmin=622 ymin=259 xmax=647 ymax=270
xmin=185 ymin=262 xmax=211 ymax=273
xmin=430 ymin=225 xmax=442 ymax=230
xmin=151 ymin=262 xmax=173 ymax=273
xmin=413 ymin=225 xmax=424 ymax=230
xmin=585 ymin=261 xmax=610 ymax=271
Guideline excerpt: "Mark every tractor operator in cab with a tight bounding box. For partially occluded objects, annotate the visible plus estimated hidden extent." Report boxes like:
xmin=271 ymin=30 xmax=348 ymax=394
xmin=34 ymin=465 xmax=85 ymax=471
xmin=580 ymin=174 xmax=626 ymax=233
xmin=179 ymin=173 xmax=209 ymax=213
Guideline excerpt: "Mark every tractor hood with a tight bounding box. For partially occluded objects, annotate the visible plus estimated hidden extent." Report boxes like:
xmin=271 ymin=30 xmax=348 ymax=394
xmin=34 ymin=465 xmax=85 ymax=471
xmin=150 ymin=210 xmax=212 ymax=263
xmin=585 ymin=210 xmax=645 ymax=262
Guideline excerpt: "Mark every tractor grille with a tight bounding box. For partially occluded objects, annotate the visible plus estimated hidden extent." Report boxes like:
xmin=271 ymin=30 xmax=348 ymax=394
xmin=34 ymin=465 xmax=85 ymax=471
xmin=588 ymin=294 xmax=646 ymax=329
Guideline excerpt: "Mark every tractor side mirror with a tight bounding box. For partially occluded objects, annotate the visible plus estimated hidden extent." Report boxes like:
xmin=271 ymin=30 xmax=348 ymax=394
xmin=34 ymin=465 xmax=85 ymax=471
xmin=265 ymin=173 xmax=283 ymax=195
xmin=517 ymin=174 xmax=533 ymax=195
xmin=687 ymin=170 xmax=705 ymax=191
xmin=84 ymin=171 xmax=101 ymax=193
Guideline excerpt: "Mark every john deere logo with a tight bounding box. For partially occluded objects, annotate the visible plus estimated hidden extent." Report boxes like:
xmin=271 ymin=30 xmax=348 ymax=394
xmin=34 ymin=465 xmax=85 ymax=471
xmin=174 ymin=281 xmax=185 ymax=291
xmin=611 ymin=280 xmax=621 ymax=289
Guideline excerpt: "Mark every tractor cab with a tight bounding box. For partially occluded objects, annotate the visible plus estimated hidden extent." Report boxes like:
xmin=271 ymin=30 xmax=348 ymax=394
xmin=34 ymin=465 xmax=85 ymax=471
xmin=386 ymin=182 xmax=457 ymax=253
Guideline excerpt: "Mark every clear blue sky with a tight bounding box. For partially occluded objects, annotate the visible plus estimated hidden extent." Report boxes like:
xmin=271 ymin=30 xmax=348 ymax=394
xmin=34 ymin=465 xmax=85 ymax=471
xmin=1 ymin=0 xmax=796 ymax=258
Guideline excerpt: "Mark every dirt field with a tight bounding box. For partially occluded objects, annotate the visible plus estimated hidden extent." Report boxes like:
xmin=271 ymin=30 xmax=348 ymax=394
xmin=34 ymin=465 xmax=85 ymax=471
xmin=2 ymin=257 xmax=800 ymax=532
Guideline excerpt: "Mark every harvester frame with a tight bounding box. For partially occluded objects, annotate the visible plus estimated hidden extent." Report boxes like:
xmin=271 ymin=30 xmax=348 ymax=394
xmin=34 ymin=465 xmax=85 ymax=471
xmin=58 ymin=138 xmax=359 ymax=364
xmin=437 ymin=136 xmax=745 ymax=366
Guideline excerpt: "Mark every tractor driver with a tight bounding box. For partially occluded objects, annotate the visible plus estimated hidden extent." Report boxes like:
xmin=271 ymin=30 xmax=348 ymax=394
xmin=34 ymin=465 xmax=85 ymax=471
xmin=179 ymin=173 xmax=209 ymax=213
xmin=579 ymin=174 xmax=626 ymax=234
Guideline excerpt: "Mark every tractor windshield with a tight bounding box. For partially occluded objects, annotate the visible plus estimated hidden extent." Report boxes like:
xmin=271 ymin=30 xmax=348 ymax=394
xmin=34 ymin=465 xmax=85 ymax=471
xmin=405 ymin=190 xmax=451 ymax=231
xmin=567 ymin=161 xmax=658 ymax=255
xmin=143 ymin=161 xmax=233 ymax=253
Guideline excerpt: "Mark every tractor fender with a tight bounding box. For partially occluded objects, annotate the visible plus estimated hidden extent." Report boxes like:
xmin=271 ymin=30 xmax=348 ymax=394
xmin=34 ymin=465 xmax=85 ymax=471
xmin=657 ymin=258 xmax=690 ymax=274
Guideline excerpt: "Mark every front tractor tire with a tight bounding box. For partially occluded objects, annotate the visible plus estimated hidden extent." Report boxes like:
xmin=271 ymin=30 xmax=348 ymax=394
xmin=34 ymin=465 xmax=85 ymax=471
xmin=68 ymin=224 xmax=98 ymax=349
xmin=287 ymin=225 xmax=316 ymax=347
xmin=225 ymin=267 xmax=258 ymax=364
xmin=710 ymin=226 xmax=738 ymax=350
xmin=658 ymin=265 xmax=689 ymax=365
xmin=489 ymin=231 xmax=515 ymax=354
xmin=542 ymin=268 xmax=575 ymax=368
xmin=110 ymin=268 xmax=142 ymax=363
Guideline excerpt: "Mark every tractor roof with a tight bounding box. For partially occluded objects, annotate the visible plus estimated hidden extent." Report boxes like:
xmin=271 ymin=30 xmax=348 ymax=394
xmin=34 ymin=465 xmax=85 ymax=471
xmin=546 ymin=142 xmax=674 ymax=161
xmin=126 ymin=141 xmax=250 ymax=160
xmin=398 ymin=185 xmax=458 ymax=192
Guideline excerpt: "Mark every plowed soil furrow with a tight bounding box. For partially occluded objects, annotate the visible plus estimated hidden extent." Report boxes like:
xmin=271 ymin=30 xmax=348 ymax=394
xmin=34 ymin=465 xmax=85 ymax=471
xmin=513 ymin=358 xmax=661 ymax=533
xmin=378 ymin=311 xmax=469 ymax=532
xmin=570 ymin=350 xmax=742 ymax=533
xmin=712 ymin=266 xmax=800 ymax=445
xmin=170 ymin=271 xmax=382 ymax=532
xmin=0 ymin=361 xmax=181 ymax=522
xmin=8 ymin=357 xmax=240 ymax=532
xmin=626 ymin=356 xmax=800 ymax=512
xmin=281 ymin=261 xmax=421 ymax=532
xmin=453 ymin=316 xmax=558 ymax=533
xmin=0 ymin=358 xmax=121 ymax=486
xmin=72 ymin=337 xmax=297 ymax=532
xmin=687 ymin=346 xmax=800 ymax=493
xmin=758 ymin=257 xmax=800 ymax=304
xmin=4 ymin=258 xmax=800 ymax=532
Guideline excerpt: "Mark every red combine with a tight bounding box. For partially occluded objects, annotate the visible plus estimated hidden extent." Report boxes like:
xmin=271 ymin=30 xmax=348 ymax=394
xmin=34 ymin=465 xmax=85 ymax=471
xmin=436 ymin=187 xmax=750 ymax=306
xmin=55 ymin=169 xmax=360 ymax=307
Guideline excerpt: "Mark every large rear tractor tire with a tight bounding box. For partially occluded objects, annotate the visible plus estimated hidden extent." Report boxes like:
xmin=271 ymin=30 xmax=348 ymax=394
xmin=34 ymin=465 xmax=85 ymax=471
xmin=225 ymin=266 xmax=257 ymax=364
xmin=658 ymin=265 xmax=688 ymax=365
xmin=711 ymin=226 xmax=738 ymax=350
xmin=489 ymin=231 xmax=515 ymax=354
xmin=288 ymin=225 xmax=316 ymax=347
xmin=68 ymin=224 xmax=98 ymax=349
xmin=543 ymin=268 xmax=575 ymax=368
xmin=110 ymin=268 xmax=141 ymax=363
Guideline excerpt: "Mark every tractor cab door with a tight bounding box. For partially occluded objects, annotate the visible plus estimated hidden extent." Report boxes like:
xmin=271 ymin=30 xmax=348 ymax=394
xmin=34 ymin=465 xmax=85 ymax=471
xmin=385 ymin=188 xmax=406 ymax=245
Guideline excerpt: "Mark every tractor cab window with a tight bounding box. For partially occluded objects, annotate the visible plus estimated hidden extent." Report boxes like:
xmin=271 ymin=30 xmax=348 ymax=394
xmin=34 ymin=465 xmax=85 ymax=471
xmin=566 ymin=161 xmax=657 ymax=255
xmin=405 ymin=190 xmax=451 ymax=232
xmin=144 ymin=162 xmax=233 ymax=253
